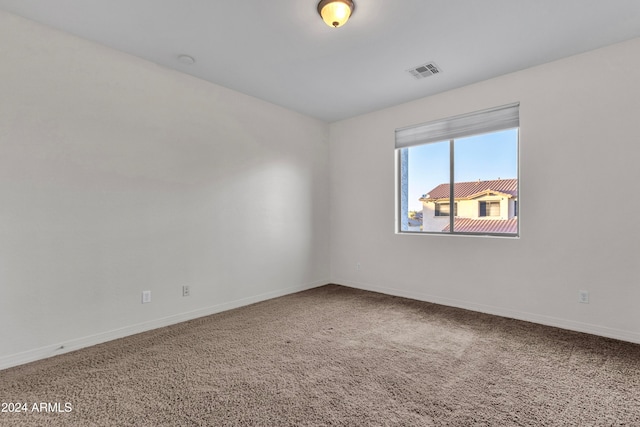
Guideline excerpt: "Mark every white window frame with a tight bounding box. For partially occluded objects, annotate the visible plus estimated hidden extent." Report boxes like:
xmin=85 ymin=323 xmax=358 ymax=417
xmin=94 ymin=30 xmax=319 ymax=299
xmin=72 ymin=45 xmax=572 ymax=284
xmin=395 ymin=103 xmax=520 ymax=237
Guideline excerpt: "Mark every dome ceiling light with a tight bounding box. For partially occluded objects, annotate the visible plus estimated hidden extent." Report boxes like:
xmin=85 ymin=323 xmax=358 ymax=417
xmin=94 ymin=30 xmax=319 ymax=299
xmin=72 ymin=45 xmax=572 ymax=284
xmin=317 ymin=0 xmax=355 ymax=28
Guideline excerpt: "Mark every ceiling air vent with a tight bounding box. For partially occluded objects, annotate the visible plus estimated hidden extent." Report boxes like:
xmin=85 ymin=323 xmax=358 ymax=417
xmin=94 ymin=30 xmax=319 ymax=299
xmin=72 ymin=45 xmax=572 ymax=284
xmin=407 ymin=62 xmax=441 ymax=80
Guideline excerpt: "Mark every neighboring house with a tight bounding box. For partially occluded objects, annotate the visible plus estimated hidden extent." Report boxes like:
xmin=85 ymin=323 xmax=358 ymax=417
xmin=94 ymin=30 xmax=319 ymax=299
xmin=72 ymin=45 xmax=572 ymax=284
xmin=407 ymin=218 xmax=422 ymax=231
xmin=419 ymin=178 xmax=517 ymax=233
xmin=407 ymin=210 xmax=423 ymax=231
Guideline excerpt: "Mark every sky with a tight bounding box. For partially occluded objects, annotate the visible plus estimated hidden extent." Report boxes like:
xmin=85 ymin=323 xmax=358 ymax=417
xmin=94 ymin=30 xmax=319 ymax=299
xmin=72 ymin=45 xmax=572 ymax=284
xmin=406 ymin=128 xmax=518 ymax=212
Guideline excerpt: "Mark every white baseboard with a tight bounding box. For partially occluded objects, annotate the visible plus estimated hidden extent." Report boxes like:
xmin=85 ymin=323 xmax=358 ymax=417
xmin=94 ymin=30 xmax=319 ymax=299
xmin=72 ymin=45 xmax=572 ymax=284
xmin=0 ymin=280 xmax=328 ymax=371
xmin=334 ymin=278 xmax=640 ymax=345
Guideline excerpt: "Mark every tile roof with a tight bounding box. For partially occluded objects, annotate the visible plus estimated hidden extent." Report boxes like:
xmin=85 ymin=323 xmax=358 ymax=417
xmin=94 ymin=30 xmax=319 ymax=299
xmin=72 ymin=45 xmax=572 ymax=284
xmin=442 ymin=218 xmax=518 ymax=234
xmin=421 ymin=178 xmax=517 ymax=201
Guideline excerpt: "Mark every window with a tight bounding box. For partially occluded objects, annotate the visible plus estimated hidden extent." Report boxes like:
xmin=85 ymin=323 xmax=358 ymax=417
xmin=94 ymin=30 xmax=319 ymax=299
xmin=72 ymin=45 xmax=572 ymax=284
xmin=479 ymin=201 xmax=500 ymax=217
xmin=435 ymin=202 xmax=457 ymax=217
xmin=396 ymin=103 xmax=519 ymax=236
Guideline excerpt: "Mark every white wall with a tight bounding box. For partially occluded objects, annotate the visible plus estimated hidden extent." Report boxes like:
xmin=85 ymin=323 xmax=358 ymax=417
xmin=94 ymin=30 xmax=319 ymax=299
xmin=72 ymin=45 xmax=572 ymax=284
xmin=0 ymin=12 xmax=330 ymax=369
xmin=2 ymin=10 xmax=638 ymax=372
xmin=330 ymin=38 xmax=640 ymax=343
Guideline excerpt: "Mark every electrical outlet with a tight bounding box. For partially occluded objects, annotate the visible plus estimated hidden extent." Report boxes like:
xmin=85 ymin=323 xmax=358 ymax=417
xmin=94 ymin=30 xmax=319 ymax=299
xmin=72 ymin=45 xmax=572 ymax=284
xmin=182 ymin=285 xmax=190 ymax=297
xmin=578 ymin=290 xmax=589 ymax=304
xmin=142 ymin=290 xmax=151 ymax=304
xmin=356 ymin=262 xmax=361 ymax=272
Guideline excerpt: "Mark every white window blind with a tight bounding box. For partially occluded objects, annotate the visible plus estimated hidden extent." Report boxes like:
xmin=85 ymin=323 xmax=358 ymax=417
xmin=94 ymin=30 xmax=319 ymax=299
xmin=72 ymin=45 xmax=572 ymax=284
xmin=480 ymin=201 xmax=500 ymax=217
xmin=435 ymin=203 xmax=450 ymax=217
xmin=395 ymin=103 xmax=520 ymax=149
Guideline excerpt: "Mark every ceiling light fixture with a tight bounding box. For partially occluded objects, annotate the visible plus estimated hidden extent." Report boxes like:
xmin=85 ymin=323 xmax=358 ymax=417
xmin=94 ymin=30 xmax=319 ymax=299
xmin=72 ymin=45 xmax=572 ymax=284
xmin=317 ymin=0 xmax=354 ymax=28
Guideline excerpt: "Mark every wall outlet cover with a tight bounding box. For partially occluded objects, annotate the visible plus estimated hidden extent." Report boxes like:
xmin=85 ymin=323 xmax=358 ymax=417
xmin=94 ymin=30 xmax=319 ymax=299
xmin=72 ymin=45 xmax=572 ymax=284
xmin=142 ymin=290 xmax=151 ymax=304
xmin=578 ymin=290 xmax=589 ymax=304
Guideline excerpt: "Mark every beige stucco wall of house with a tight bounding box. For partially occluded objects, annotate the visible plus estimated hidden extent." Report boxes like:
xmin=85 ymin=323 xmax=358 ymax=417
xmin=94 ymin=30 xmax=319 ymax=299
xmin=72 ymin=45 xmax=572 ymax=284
xmin=422 ymin=194 xmax=516 ymax=232
xmin=421 ymin=201 xmax=450 ymax=232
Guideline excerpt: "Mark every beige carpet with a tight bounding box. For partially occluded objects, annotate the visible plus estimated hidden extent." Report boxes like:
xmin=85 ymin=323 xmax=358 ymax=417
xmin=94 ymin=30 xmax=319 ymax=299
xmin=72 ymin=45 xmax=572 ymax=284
xmin=1 ymin=284 xmax=639 ymax=426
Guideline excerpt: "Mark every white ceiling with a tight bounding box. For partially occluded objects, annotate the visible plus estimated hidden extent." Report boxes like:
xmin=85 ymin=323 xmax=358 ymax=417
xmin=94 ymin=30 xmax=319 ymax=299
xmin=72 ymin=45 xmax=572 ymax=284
xmin=1 ymin=1 xmax=640 ymax=122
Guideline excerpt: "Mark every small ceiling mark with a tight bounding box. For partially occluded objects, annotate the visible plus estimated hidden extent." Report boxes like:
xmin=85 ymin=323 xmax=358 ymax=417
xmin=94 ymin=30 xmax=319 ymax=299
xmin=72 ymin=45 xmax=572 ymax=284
xmin=177 ymin=54 xmax=196 ymax=65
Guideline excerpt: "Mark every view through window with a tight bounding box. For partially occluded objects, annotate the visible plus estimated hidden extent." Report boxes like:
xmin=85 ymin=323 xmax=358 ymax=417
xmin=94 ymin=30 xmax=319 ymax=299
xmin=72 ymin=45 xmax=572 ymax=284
xmin=396 ymin=104 xmax=519 ymax=236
